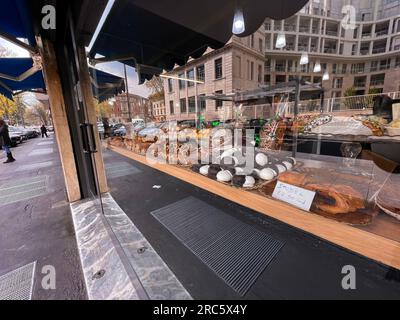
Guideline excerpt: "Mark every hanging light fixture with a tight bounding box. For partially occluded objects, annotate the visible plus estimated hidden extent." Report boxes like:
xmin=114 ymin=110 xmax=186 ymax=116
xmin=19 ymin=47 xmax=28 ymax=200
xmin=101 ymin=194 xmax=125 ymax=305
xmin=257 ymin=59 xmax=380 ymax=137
xmin=313 ymin=61 xmax=321 ymax=73
xmin=323 ymin=70 xmax=330 ymax=80
xmin=300 ymin=52 xmax=309 ymax=65
xmin=232 ymin=7 xmax=245 ymax=35
xmin=275 ymin=32 xmax=286 ymax=49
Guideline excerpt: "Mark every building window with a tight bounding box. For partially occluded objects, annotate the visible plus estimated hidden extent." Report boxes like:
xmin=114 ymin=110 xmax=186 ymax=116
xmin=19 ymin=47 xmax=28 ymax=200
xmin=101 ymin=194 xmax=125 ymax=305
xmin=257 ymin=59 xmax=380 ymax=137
xmin=250 ymin=62 xmax=254 ymax=81
xmin=250 ymin=34 xmax=254 ymax=48
xmin=168 ymin=78 xmax=173 ymax=92
xmin=179 ymin=73 xmax=186 ymax=90
xmin=258 ymin=64 xmax=263 ymax=83
xmin=215 ymin=90 xmax=223 ymax=109
xmin=333 ymin=78 xmax=343 ymax=89
xmin=351 ymin=63 xmax=365 ymax=74
xmin=380 ymin=59 xmax=390 ymax=70
xmin=259 ymin=38 xmax=263 ymax=52
xmin=180 ymin=98 xmax=187 ymax=113
xmin=234 ymin=56 xmax=241 ymax=78
xmin=188 ymin=96 xmax=196 ymax=113
xmin=196 ymin=65 xmax=205 ymax=82
xmin=395 ymin=56 xmax=400 ymax=68
xmin=169 ymin=101 xmax=174 ymax=115
xmin=215 ymin=58 xmax=223 ymax=79
xmin=198 ymin=94 xmax=206 ymax=112
xmin=187 ymin=69 xmax=194 ymax=87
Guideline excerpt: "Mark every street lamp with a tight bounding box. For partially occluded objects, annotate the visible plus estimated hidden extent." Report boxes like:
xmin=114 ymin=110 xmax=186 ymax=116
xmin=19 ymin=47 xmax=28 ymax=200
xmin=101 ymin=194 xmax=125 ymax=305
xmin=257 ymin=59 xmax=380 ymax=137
xmin=300 ymin=52 xmax=309 ymax=65
xmin=313 ymin=61 xmax=321 ymax=73
xmin=275 ymin=33 xmax=286 ymax=49
xmin=232 ymin=8 xmax=245 ymax=35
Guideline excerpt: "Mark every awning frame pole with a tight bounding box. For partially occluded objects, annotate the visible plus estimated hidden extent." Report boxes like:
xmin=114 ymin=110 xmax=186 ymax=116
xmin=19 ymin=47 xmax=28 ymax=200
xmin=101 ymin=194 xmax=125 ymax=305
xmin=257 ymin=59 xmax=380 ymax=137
xmin=0 ymin=30 xmax=38 ymax=55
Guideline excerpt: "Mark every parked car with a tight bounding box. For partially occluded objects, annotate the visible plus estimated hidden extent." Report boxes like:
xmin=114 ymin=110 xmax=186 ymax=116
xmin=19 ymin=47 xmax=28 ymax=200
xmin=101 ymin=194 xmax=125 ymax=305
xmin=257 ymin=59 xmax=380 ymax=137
xmin=9 ymin=131 xmax=22 ymax=147
xmin=113 ymin=126 xmax=126 ymax=136
xmin=137 ymin=122 xmax=167 ymax=142
xmin=21 ymin=127 xmax=40 ymax=139
xmin=9 ymin=126 xmax=27 ymax=142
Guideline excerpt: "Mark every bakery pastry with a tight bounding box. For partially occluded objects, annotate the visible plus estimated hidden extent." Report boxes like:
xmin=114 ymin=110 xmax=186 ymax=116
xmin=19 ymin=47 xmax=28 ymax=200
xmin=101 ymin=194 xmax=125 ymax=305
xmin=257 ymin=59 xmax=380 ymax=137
xmin=278 ymin=172 xmax=307 ymax=186
xmin=217 ymin=170 xmax=233 ymax=182
xmin=259 ymin=168 xmax=275 ymax=181
xmin=306 ymin=184 xmax=364 ymax=215
xmin=255 ymin=153 xmax=269 ymax=167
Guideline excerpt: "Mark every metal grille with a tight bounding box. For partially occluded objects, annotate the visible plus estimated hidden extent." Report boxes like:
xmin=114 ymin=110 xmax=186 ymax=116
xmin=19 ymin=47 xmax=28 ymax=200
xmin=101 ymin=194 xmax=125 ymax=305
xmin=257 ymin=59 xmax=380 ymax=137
xmin=0 ymin=262 xmax=36 ymax=300
xmin=151 ymin=197 xmax=284 ymax=296
xmin=28 ymin=148 xmax=53 ymax=156
xmin=106 ymin=162 xmax=141 ymax=179
xmin=0 ymin=176 xmax=47 ymax=206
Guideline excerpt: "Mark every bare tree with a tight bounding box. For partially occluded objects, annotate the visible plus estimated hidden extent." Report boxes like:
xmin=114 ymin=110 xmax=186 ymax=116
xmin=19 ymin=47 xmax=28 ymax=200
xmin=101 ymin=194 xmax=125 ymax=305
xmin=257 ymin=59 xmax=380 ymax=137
xmin=145 ymin=76 xmax=164 ymax=95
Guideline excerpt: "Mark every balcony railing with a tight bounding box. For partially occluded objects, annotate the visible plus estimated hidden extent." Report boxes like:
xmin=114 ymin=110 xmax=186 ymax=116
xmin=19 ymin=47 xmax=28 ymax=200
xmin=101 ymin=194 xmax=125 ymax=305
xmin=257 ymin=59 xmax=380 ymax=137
xmin=370 ymin=79 xmax=385 ymax=86
xmin=375 ymin=30 xmax=389 ymax=37
xmin=284 ymin=24 xmax=296 ymax=32
xmin=353 ymin=82 xmax=366 ymax=87
xmin=360 ymin=49 xmax=370 ymax=55
xmin=325 ymin=30 xmax=338 ymax=37
xmin=372 ymin=47 xmax=386 ymax=54
xmin=323 ymin=48 xmax=337 ymax=54
xmin=299 ymin=26 xmax=309 ymax=33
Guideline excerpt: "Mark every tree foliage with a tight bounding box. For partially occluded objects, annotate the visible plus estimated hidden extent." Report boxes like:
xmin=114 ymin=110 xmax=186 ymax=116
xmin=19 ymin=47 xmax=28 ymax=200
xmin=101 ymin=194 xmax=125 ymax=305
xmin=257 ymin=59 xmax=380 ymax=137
xmin=0 ymin=94 xmax=17 ymax=119
xmin=94 ymin=99 xmax=113 ymax=119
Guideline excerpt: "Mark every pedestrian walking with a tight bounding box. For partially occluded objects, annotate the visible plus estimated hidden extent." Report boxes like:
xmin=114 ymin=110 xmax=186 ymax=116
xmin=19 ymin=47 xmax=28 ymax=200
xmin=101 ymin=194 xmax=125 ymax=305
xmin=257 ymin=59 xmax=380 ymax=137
xmin=0 ymin=119 xmax=16 ymax=164
xmin=41 ymin=124 xmax=48 ymax=138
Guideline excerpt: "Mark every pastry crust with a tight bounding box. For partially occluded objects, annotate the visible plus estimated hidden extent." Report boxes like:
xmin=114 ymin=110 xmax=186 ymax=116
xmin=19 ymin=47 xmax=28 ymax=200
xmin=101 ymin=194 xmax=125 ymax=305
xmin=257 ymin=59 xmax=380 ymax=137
xmin=306 ymin=184 xmax=364 ymax=215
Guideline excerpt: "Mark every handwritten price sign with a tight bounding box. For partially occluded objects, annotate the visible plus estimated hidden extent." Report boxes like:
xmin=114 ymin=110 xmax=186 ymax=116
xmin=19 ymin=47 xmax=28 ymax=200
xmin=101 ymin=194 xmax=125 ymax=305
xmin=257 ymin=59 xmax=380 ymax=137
xmin=272 ymin=181 xmax=316 ymax=212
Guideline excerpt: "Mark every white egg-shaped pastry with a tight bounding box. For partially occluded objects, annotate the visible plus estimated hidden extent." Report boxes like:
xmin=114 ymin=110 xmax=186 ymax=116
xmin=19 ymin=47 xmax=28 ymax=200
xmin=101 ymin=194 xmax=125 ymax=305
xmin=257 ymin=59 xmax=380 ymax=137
xmin=259 ymin=168 xmax=275 ymax=181
xmin=217 ymin=170 xmax=233 ymax=182
xmin=276 ymin=164 xmax=287 ymax=174
xmin=252 ymin=169 xmax=261 ymax=178
xmin=282 ymin=161 xmax=293 ymax=171
xmin=199 ymin=165 xmax=210 ymax=176
xmin=243 ymin=176 xmax=256 ymax=188
xmin=255 ymin=153 xmax=269 ymax=167
xmin=286 ymin=157 xmax=297 ymax=165
xmin=221 ymin=155 xmax=239 ymax=166
xmin=235 ymin=167 xmax=245 ymax=175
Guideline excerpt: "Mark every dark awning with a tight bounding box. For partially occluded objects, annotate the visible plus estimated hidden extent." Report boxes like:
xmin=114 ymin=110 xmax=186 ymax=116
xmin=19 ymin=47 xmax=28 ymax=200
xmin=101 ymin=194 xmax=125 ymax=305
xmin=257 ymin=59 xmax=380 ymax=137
xmin=89 ymin=67 xmax=125 ymax=103
xmin=0 ymin=0 xmax=36 ymax=46
xmin=89 ymin=0 xmax=308 ymax=83
xmin=0 ymin=58 xmax=45 ymax=100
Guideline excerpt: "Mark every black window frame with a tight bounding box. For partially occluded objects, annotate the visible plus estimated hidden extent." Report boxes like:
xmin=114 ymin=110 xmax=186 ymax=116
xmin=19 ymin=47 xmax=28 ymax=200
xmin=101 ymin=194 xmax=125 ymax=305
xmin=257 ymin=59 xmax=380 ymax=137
xmin=215 ymin=58 xmax=223 ymax=80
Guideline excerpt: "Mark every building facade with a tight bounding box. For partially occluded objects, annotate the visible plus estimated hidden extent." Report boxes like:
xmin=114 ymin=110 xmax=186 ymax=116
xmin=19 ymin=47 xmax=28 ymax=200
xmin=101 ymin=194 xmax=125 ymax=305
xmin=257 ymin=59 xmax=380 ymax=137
xmin=110 ymin=93 xmax=152 ymax=123
xmin=163 ymin=29 xmax=266 ymax=122
xmin=264 ymin=0 xmax=400 ymax=99
xmin=152 ymin=98 xmax=166 ymax=122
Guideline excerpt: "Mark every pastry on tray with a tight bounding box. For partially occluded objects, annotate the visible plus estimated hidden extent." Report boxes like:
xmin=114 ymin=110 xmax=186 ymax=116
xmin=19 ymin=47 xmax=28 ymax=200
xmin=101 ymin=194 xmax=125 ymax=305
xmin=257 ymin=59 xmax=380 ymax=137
xmin=278 ymin=171 xmax=366 ymax=215
xmin=376 ymin=176 xmax=400 ymax=221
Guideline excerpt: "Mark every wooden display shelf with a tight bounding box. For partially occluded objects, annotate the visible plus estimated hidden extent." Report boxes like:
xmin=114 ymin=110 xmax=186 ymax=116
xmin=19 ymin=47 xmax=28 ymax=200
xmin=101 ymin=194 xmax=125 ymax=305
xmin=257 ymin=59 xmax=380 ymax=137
xmin=106 ymin=144 xmax=400 ymax=270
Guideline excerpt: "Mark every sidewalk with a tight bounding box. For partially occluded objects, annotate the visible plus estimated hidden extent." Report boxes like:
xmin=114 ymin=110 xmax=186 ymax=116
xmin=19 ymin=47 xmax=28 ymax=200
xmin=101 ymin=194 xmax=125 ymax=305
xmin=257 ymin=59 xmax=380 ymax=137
xmin=0 ymin=135 xmax=86 ymax=300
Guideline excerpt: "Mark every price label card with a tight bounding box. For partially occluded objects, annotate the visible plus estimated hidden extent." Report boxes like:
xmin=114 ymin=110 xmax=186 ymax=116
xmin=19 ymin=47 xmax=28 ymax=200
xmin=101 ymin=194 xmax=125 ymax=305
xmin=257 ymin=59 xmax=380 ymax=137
xmin=272 ymin=181 xmax=316 ymax=212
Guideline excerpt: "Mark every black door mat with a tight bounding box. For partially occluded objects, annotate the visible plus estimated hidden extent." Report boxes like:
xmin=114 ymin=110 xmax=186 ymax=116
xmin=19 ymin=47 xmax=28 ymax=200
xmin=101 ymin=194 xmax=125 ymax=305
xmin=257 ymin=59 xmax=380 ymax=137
xmin=151 ymin=197 xmax=284 ymax=296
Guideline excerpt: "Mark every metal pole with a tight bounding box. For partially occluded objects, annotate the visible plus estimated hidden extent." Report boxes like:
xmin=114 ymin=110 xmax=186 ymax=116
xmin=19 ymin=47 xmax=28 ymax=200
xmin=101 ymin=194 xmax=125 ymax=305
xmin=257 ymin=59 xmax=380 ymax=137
xmin=292 ymin=76 xmax=301 ymax=158
xmin=123 ymin=64 xmax=132 ymax=122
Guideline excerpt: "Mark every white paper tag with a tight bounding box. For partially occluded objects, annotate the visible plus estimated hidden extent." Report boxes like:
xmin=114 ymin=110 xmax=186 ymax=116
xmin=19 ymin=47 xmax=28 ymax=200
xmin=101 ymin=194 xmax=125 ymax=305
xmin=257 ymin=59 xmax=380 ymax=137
xmin=272 ymin=181 xmax=316 ymax=212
